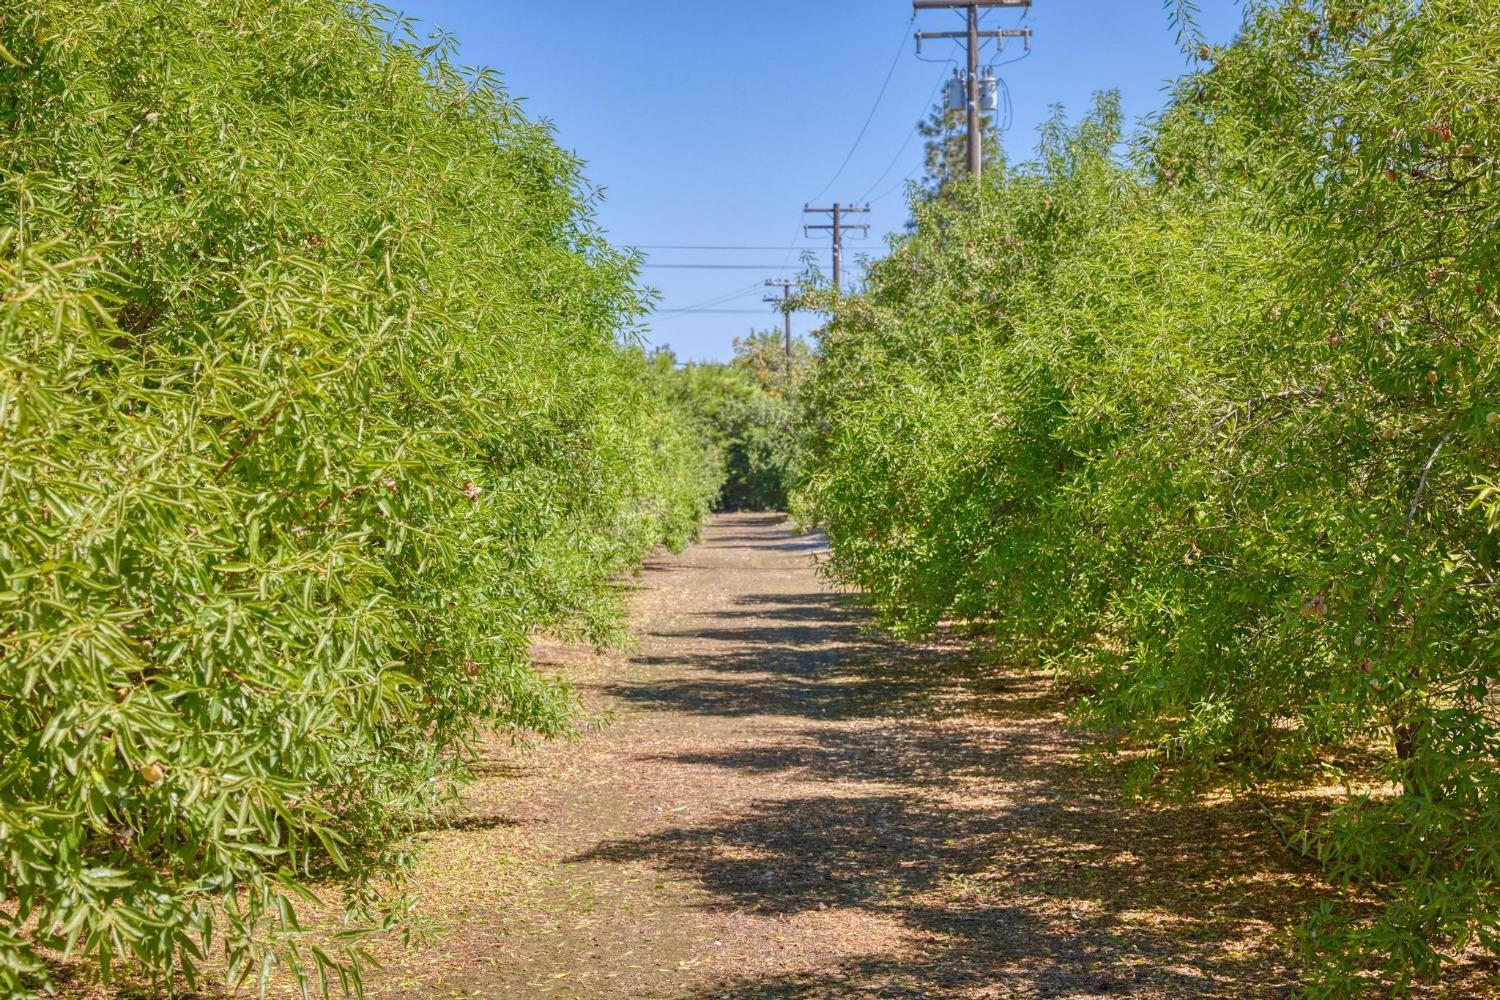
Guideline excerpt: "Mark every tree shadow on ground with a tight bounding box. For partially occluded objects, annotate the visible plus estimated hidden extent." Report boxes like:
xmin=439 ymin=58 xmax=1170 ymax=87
xmin=38 ymin=959 xmax=242 ymax=1000
xmin=583 ymin=790 xmax=1314 ymax=998
xmin=575 ymin=752 xmax=1325 ymax=996
xmin=615 ymin=596 xmax=1034 ymax=725
xmin=584 ymin=581 xmax=1334 ymax=997
xmin=698 ymin=536 xmax=829 ymax=553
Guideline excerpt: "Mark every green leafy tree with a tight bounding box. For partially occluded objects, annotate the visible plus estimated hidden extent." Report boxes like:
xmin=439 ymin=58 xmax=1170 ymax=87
xmin=917 ymin=85 xmax=1005 ymax=198
xmin=663 ymin=354 xmax=798 ymax=512
xmin=0 ymin=2 xmax=715 ymax=995
xmin=795 ymin=1 xmax=1500 ymax=992
xmin=730 ymin=328 xmax=815 ymax=399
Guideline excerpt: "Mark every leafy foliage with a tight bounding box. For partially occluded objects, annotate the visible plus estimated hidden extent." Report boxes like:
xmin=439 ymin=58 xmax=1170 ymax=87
xmin=917 ymin=89 xmax=1004 ymax=199
xmin=730 ymin=328 xmax=814 ymax=400
xmin=0 ymin=1 xmax=715 ymax=995
xmin=795 ymin=1 xmax=1500 ymax=992
xmin=661 ymin=348 xmax=801 ymax=513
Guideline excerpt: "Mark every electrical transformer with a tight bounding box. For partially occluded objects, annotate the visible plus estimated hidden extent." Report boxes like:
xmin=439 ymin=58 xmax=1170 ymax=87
xmin=980 ymin=69 xmax=999 ymax=112
xmin=944 ymin=73 xmax=966 ymax=113
xmin=946 ymin=70 xmax=1001 ymax=114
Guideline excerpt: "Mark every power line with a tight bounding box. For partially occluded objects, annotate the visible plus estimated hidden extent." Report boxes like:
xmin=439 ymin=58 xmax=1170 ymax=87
xmin=807 ymin=15 xmax=915 ymax=206
xmin=805 ymin=203 xmax=870 ymax=293
xmin=664 ymin=281 xmax=766 ymax=313
xmin=640 ymin=263 xmax=796 ymax=270
xmin=656 ymin=308 xmax=778 ymax=315
xmin=764 ymin=279 xmax=796 ymax=372
xmin=635 ymin=244 xmax=821 ymax=252
xmin=856 ymin=66 xmax=951 ymax=203
xmin=913 ymin=1 xmax=1034 ymax=182
xmin=870 ymin=162 xmax=925 ymax=205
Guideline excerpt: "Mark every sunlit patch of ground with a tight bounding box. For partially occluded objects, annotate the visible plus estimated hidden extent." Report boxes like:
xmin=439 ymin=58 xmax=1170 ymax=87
xmin=46 ymin=514 xmax=1494 ymax=999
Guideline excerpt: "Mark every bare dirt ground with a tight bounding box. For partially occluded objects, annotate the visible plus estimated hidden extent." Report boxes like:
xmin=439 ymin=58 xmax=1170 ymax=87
xmin=341 ymin=512 xmax=1364 ymax=999
xmin=53 ymin=512 xmax=1493 ymax=999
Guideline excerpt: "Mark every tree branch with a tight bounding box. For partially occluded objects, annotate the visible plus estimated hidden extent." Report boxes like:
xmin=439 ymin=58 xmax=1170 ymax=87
xmin=1404 ymin=431 xmax=1453 ymax=535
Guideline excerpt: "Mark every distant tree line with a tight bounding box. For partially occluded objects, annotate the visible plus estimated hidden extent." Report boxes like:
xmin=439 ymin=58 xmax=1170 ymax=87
xmin=657 ymin=329 xmax=812 ymax=513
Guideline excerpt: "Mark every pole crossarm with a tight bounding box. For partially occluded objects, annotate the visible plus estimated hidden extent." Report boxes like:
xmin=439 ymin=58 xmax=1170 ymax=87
xmin=803 ymin=203 xmax=870 ymax=294
xmin=912 ymin=0 xmax=1035 ymax=181
xmin=913 ymin=0 xmax=1030 ymax=8
xmin=764 ymin=280 xmax=797 ymax=372
xmin=763 ymin=278 xmax=795 ymax=308
xmin=915 ymin=28 xmax=1032 ymax=40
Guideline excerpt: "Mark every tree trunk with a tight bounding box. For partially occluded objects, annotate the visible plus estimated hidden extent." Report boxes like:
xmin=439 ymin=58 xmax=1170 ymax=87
xmin=1395 ymin=719 xmax=1423 ymax=799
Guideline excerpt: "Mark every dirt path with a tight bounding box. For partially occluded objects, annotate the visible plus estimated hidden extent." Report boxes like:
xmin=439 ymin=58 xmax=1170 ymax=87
xmin=367 ymin=513 xmax=1327 ymax=999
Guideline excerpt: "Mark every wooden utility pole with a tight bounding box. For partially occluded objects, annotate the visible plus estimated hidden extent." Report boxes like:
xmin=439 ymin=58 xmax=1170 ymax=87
xmin=966 ymin=4 xmax=981 ymax=178
xmin=764 ymin=279 xmax=795 ymax=370
xmin=913 ymin=0 xmax=1032 ymax=182
xmin=803 ymin=203 xmax=869 ymax=294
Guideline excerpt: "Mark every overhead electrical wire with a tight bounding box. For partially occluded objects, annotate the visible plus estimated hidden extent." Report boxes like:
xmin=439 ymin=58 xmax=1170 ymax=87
xmin=805 ymin=14 xmax=915 ymax=206
xmin=645 ymin=17 xmax=989 ymax=331
xmin=869 ymin=17 xmax=1035 ymax=206
xmin=656 ymin=308 xmax=772 ymax=315
xmin=855 ymin=66 xmax=951 ymax=204
xmin=662 ymin=280 xmax=764 ymax=312
xmin=641 ymin=263 xmax=791 ymax=270
xmin=637 ymin=16 xmax=914 ymax=300
xmin=870 ymin=162 xmax=925 ymax=205
xmin=915 ymin=40 xmax=963 ymax=66
xmin=915 ymin=7 xmax=969 ymax=66
xmin=671 ymin=10 xmax=1031 ymax=302
xmin=635 ymin=244 xmax=819 ymax=252
xmin=989 ymin=45 xmax=1035 ymax=74
xmin=644 ymin=277 xmax=767 ymax=324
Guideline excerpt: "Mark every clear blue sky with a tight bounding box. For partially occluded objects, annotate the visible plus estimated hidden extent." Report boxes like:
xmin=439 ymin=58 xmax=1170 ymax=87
xmin=398 ymin=1 xmax=1245 ymax=363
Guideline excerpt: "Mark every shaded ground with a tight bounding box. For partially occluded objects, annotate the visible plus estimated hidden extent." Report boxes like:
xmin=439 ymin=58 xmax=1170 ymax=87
xmin=49 ymin=513 xmax=1495 ymax=998
xmin=332 ymin=514 xmax=1347 ymax=998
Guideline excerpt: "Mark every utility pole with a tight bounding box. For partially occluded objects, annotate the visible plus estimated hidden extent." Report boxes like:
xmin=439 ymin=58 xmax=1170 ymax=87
xmin=913 ymin=0 xmax=1033 ymax=182
xmin=966 ymin=4 xmax=980 ymax=178
xmin=803 ymin=203 xmax=869 ymax=294
xmin=764 ymin=279 xmax=795 ymax=371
